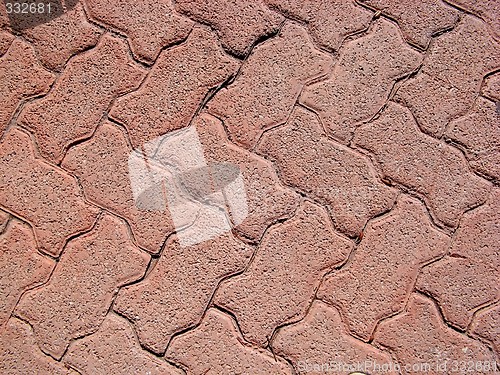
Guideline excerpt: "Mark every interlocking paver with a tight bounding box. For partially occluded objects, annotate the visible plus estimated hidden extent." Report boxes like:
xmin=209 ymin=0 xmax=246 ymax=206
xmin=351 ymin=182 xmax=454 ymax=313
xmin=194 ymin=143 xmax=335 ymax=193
xmin=318 ymin=195 xmax=448 ymax=340
xmin=374 ymin=294 xmax=495 ymax=374
xmin=0 ymin=39 xmax=55 ymax=136
xmin=0 ymin=128 xmax=99 ymax=256
xmin=273 ymin=300 xmax=397 ymax=375
xmin=360 ymin=0 xmax=458 ymax=48
xmin=471 ymin=305 xmax=500 ymax=357
xmin=110 ymin=27 xmax=239 ymax=149
xmin=0 ymin=219 xmax=54 ymax=327
xmin=482 ymin=72 xmax=500 ymax=101
xmin=300 ymin=18 xmax=422 ymax=144
xmin=0 ymin=30 xmax=14 ymax=56
xmin=447 ymin=97 xmax=500 ymax=180
xmin=447 ymin=0 xmax=500 ymax=37
xmin=354 ymin=103 xmax=491 ymax=228
xmin=214 ymin=201 xmax=353 ymax=346
xmin=265 ymin=0 xmax=372 ymax=52
xmin=15 ymin=213 xmax=149 ymax=359
xmin=416 ymin=189 xmax=500 ymax=329
xmin=257 ymin=107 xmax=396 ymax=237
xmin=175 ymin=0 xmax=283 ymax=57
xmin=395 ymin=16 xmax=500 ymax=137
xmin=19 ymin=2 xmax=101 ymax=70
xmin=64 ymin=314 xmax=182 ymax=375
xmin=208 ymin=22 xmax=332 ymax=149
xmin=85 ymin=0 xmax=193 ymax=63
xmin=19 ymin=34 xmax=145 ymax=163
xmin=0 ymin=318 xmax=73 ymax=375
xmin=167 ymin=308 xmax=292 ymax=375
xmin=114 ymin=231 xmax=253 ymax=354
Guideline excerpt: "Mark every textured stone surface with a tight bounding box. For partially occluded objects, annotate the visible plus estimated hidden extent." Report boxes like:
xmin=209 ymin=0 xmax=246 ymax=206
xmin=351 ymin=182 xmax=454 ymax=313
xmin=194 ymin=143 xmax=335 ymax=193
xmin=471 ymin=305 xmax=500 ymax=357
xmin=15 ymin=214 xmax=149 ymax=358
xmin=482 ymin=72 xmax=500 ymax=101
xmin=208 ymin=23 xmax=332 ymax=148
xmin=114 ymin=231 xmax=253 ymax=354
xmin=0 ymin=209 xmax=9 ymax=233
xmin=85 ymin=0 xmax=193 ymax=63
xmin=176 ymin=0 xmax=283 ymax=56
xmin=374 ymin=294 xmax=495 ymax=374
xmin=360 ymin=0 xmax=458 ymax=48
xmin=0 ymin=30 xmax=14 ymax=56
xmin=0 ymin=39 xmax=55 ymax=135
xmin=214 ymin=201 xmax=353 ymax=345
xmin=318 ymin=195 xmax=448 ymax=340
xmin=417 ymin=189 xmax=500 ymax=329
xmin=301 ymin=18 xmax=421 ymax=143
xmin=64 ymin=314 xmax=182 ymax=375
xmin=19 ymin=34 xmax=145 ymax=163
xmin=257 ymin=107 xmax=396 ymax=237
xmin=0 ymin=220 xmax=54 ymax=327
xmin=354 ymin=103 xmax=491 ymax=228
xmin=167 ymin=308 xmax=292 ymax=374
xmin=273 ymin=301 xmax=397 ymax=375
xmin=447 ymin=0 xmax=500 ymax=36
xmin=0 ymin=128 xmax=99 ymax=256
xmin=266 ymin=0 xmax=372 ymax=52
xmin=110 ymin=27 xmax=239 ymax=149
xmin=395 ymin=16 xmax=500 ymax=137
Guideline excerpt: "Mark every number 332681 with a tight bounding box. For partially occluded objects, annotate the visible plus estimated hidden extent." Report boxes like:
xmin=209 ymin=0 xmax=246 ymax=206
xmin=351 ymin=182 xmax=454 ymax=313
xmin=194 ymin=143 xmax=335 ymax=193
xmin=5 ymin=2 xmax=52 ymax=14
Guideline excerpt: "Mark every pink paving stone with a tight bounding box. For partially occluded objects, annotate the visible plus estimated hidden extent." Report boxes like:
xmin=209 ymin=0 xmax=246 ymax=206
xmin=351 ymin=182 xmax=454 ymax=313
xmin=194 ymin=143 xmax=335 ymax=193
xmin=113 ymin=230 xmax=253 ymax=354
xmin=264 ymin=0 xmax=372 ymax=52
xmin=447 ymin=0 xmax=500 ymax=37
xmin=395 ymin=16 xmax=500 ymax=137
xmin=0 ymin=219 xmax=54 ymax=327
xmin=18 ymin=34 xmax=146 ymax=163
xmin=482 ymin=72 xmax=500 ymax=101
xmin=167 ymin=308 xmax=292 ymax=375
xmin=207 ymin=22 xmax=332 ymax=149
xmin=15 ymin=213 xmax=149 ymax=359
xmin=256 ymin=107 xmax=397 ymax=238
xmin=416 ymin=189 xmax=500 ymax=330
xmin=19 ymin=2 xmax=101 ymax=71
xmin=359 ymin=0 xmax=459 ymax=48
xmin=0 ymin=39 xmax=55 ymax=136
xmin=273 ymin=300 xmax=397 ymax=375
xmin=374 ymin=294 xmax=495 ymax=375
xmin=0 ymin=30 xmax=13 ymax=56
xmin=214 ymin=201 xmax=353 ymax=346
xmin=0 ymin=128 xmax=99 ymax=256
xmin=354 ymin=102 xmax=491 ymax=228
xmin=300 ymin=18 xmax=422 ymax=144
xmin=447 ymin=97 xmax=500 ymax=180
xmin=317 ymin=195 xmax=449 ymax=341
xmin=85 ymin=0 xmax=193 ymax=63
xmin=471 ymin=305 xmax=500 ymax=358
xmin=64 ymin=314 xmax=182 ymax=375
xmin=110 ymin=26 xmax=239 ymax=149
xmin=0 ymin=318 xmax=73 ymax=375
xmin=175 ymin=0 xmax=283 ymax=57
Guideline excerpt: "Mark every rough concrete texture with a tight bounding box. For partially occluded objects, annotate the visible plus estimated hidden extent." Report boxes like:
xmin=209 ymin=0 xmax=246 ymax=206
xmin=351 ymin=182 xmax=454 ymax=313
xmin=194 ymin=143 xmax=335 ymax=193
xmin=1 ymin=1 xmax=499 ymax=373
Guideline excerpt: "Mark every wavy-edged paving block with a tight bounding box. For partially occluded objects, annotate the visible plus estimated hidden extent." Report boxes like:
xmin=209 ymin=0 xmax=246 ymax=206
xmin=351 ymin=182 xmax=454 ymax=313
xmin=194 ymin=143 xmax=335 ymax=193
xmin=256 ymin=107 xmax=396 ymax=238
xmin=0 ymin=129 xmax=98 ymax=256
xmin=64 ymin=314 xmax=182 ymax=375
xmin=114 ymin=228 xmax=253 ymax=354
xmin=167 ymin=308 xmax=292 ymax=375
xmin=482 ymin=72 xmax=500 ymax=101
xmin=175 ymin=0 xmax=283 ymax=57
xmin=354 ymin=103 xmax=491 ymax=228
xmin=0 ymin=220 xmax=54 ymax=327
xmin=0 ymin=318 xmax=73 ymax=375
xmin=395 ymin=16 xmax=500 ymax=137
xmin=374 ymin=294 xmax=495 ymax=373
xmin=214 ymin=201 xmax=353 ymax=346
xmin=447 ymin=0 xmax=500 ymax=37
xmin=273 ymin=301 xmax=397 ymax=375
xmin=15 ymin=213 xmax=149 ymax=359
xmin=18 ymin=34 xmax=145 ymax=163
xmin=110 ymin=27 xmax=239 ymax=149
xmin=0 ymin=39 xmax=55 ymax=135
xmin=318 ymin=196 xmax=448 ymax=341
xmin=300 ymin=18 xmax=421 ymax=144
xmin=417 ymin=189 xmax=500 ymax=329
xmin=359 ymin=0 xmax=458 ymax=48
xmin=265 ymin=0 xmax=372 ymax=52
xmin=86 ymin=0 xmax=193 ymax=63
xmin=208 ymin=22 xmax=332 ymax=149
xmin=471 ymin=305 xmax=500 ymax=357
